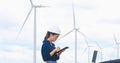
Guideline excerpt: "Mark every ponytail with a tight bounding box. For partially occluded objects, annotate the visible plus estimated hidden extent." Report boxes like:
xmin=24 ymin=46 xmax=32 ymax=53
xmin=44 ymin=31 xmax=59 ymax=40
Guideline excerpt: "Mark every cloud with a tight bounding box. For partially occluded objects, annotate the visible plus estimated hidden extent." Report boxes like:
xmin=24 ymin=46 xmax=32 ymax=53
xmin=102 ymin=47 xmax=117 ymax=61
xmin=0 ymin=45 xmax=33 ymax=63
xmin=0 ymin=28 xmax=17 ymax=43
xmin=97 ymin=18 xmax=120 ymax=24
xmin=96 ymin=0 xmax=120 ymax=24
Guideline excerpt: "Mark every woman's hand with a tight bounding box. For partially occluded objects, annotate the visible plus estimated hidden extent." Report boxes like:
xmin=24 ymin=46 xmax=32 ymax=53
xmin=50 ymin=46 xmax=60 ymax=56
xmin=55 ymin=47 xmax=60 ymax=52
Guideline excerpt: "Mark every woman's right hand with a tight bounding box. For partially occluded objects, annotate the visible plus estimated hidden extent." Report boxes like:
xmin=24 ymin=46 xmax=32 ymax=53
xmin=50 ymin=47 xmax=60 ymax=56
xmin=55 ymin=47 xmax=60 ymax=52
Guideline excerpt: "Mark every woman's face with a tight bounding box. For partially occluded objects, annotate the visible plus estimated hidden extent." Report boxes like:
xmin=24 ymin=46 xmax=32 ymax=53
xmin=50 ymin=34 xmax=59 ymax=42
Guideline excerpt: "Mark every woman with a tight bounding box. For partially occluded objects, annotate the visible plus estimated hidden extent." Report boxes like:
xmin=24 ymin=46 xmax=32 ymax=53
xmin=41 ymin=26 xmax=63 ymax=63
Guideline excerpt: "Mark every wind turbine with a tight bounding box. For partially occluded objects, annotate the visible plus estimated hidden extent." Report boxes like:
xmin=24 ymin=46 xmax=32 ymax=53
xmin=113 ymin=33 xmax=120 ymax=58
xmin=57 ymin=0 xmax=103 ymax=63
xmin=85 ymin=38 xmax=91 ymax=63
xmin=78 ymin=30 xmax=103 ymax=62
xmin=17 ymin=0 xmax=47 ymax=63
xmin=78 ymin=31 xmax=92 ymax=63
xmin=79 ymin=45 xmax=92 ymax=63
xmin=57 ymin=1 xmax=78 ymax=63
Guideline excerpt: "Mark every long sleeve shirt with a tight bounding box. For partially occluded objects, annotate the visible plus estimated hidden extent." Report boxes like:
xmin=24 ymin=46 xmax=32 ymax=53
xmin=41 ymin=39 xmax=59 ymax=61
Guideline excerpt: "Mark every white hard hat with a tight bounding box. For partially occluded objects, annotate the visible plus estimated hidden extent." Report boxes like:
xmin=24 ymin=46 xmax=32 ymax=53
xmin=47 ymin=26 xmax=61 ymax=34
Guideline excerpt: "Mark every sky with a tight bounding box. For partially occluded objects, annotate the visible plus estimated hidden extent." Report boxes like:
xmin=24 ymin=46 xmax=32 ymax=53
xmin=0 ymin=0 xmax=120 ymax=63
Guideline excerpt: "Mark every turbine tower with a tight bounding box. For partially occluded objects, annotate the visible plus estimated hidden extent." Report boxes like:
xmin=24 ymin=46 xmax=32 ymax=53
xmin=17 ymin=0 xmax=47 ymax=63
xmin=113 ymin=33 xmax=120 ymax=58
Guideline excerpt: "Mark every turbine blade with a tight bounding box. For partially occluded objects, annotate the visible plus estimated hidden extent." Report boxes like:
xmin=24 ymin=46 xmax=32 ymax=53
xmin=113 ymin=33 xmax=118 ymax=44
xmin=17 ymin=8 xmax=33 ymax=38
xmin=58 ymin=28 xmax=75 ymax=41
xmin=30 ymin=0 xmax=33 ymax=6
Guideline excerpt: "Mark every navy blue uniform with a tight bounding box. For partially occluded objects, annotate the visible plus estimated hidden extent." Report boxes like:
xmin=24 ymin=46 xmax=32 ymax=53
xmin=41 ymin=40 xmax=59 ymax=61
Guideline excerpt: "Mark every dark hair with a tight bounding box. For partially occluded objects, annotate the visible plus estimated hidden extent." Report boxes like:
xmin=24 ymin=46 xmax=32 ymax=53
xmin=44 ymin=31 xmax=59 ymax=40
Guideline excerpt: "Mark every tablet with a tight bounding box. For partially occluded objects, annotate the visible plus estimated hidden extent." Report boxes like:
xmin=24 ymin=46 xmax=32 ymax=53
xmin=56 ymin=46 xmax=69 ymax=53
